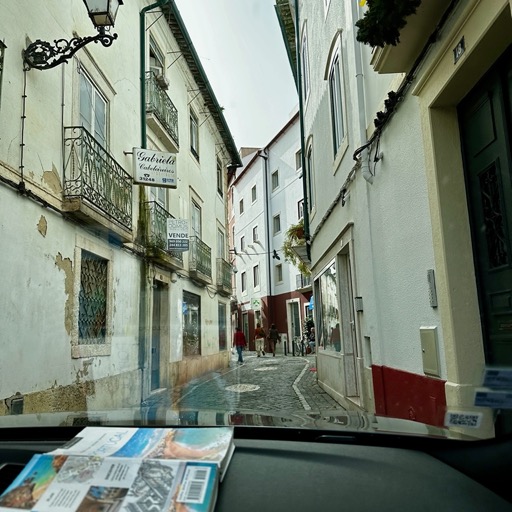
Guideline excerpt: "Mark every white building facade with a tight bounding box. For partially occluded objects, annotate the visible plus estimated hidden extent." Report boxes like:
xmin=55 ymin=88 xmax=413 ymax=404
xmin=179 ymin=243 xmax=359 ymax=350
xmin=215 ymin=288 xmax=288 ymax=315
xmin=277 ymin=0 xmax=512 ymax=438
xmin=230 ymin=113 xmax=310 ymax=351
xmin=0 ymin=0 xmax=240 ymax=415
xmin=276 ymin=0 xmax=449 ymax=431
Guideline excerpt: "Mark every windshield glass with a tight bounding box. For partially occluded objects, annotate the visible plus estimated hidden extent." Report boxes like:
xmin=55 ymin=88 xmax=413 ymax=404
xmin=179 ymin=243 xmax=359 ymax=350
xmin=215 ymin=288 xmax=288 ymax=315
xmin=1 ymin=0 xmax=512 ymax=442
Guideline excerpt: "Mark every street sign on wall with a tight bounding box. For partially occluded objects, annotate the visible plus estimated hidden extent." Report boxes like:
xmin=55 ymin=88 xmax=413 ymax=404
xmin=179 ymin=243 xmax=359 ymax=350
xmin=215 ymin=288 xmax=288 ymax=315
xmin=167 ymin=218 xmax=189 ymax=251
xmin=251 ymin=298 xmax=261 ymax=311
xmin=133 ymin=148 xmax=177 ymax=188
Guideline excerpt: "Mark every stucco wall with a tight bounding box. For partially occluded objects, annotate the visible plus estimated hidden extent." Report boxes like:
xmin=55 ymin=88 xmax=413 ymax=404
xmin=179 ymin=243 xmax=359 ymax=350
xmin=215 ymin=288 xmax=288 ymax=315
xmin=0 ymin=183 xmax=141 ymax=407
xmin=301 ymin=0 xmax=446 ymax=412
xmin=0 ymin=0 xmax=236 ymax=410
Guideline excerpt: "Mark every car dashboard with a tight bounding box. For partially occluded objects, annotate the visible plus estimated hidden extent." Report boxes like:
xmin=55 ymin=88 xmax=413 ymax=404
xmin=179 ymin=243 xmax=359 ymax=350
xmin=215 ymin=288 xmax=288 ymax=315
xmin=0 ymin=427 xmax=511 ymax=511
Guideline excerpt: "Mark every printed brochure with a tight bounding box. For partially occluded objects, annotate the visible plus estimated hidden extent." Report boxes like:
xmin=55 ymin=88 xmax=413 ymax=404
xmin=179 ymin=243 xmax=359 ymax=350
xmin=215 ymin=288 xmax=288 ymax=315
xmin=0 ymin=426 xmax=235 ymax=512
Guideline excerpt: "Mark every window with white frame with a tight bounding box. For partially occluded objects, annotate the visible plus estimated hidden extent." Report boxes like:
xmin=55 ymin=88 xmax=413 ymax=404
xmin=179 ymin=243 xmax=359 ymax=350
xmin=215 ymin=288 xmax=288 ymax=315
xmin=239 ymin=198 xmax=244 ymax=215
xmin=275 ymin=264 xmax=283 ymax=283
xmin=253 ymin=265 xmax=260 ymax=288
xmin=241 ymin=271 xmax=247 ymax=293
xmin=217 ymin=159 xmax=223 ymax=197
xmin=295 ymin=149 xmax=302 ymax=173
xmin=150 ymin=184 xmax=166 ymax=209
xmin=191 ymin=200 xmax=201 ymax=238
xmin=273 ymin=214 xmax=281 ymax=235
xmin=328 ymin=43 xmax=345 ymax=156
xmin=149 ymin=38 xmax=165 ymax=78
xmin=251 ymin=185 xmax=257 ymax=203
xmin=301 ymin=26 xmax=310 ymax=101
xmin=218 ymin=302 xmax=227 ymax=351
xmin=252 ymin=225 xmax=258 ymax=243
xmin=271 ymin=170 xmax=279 ymax=191
xmin=217 ymin=229 xmax=225 ymax=259
xmin=298 ymin=199 xmax=304 ymax=220
xmin=240 ymin=236 xmax=246 ymax=251
xmin=80 ymin=70 xmax=107 ymax=148
xmin=78 ymin=250 xmax=109 ymax=346
xmin=306 ymin=143 xmax=315 ymax=211
xmin=72 ymin=237 xmax=113 ymax=358
xmin=190 ymin=109 xmax=199 ymax=160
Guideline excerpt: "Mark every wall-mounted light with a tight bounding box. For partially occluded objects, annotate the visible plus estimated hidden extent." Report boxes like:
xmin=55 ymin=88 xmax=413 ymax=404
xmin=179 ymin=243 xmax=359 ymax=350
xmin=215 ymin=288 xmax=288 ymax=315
xmin=24 ymin=0 xmax=123 ymax=70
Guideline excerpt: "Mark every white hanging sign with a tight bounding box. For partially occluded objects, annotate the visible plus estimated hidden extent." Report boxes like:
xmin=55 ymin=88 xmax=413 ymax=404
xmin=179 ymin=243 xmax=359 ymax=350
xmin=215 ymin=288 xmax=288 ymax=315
xmin=133 ymin=148 xmax=177 ymax=188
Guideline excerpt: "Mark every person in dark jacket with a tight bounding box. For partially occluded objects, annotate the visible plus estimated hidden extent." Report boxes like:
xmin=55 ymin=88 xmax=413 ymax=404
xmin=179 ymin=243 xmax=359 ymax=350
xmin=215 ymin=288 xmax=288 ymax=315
xmin=267 ymin=324 xmax=281 ymax=357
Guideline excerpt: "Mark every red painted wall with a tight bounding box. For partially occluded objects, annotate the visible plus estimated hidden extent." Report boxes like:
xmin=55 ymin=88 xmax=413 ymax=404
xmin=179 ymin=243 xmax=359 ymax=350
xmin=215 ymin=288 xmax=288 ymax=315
xmin=372 ymin=365 xmax=446 ymax=427
xmin=236 ymin=291 xmax=312 ymax=351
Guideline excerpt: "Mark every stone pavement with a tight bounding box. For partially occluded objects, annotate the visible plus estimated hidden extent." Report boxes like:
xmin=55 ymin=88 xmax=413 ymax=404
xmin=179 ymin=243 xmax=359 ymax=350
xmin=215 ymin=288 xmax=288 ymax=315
xmin=147 ymin=351 xmax=344 ymax=414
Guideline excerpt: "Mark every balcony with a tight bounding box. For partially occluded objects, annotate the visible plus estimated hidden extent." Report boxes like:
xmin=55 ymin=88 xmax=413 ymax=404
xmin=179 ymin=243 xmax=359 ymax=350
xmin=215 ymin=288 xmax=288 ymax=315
xmin=216 ymin=258 xmax=233 ymax=296
xmin=189 ymin=236 xmax=212 ymax=285
xmin=146 ymin=71 xmax=179 ymax=152
xmin=370 ymin=0 xmax=448 ymax=74
xmin=296 ymin=273 xmax=311 ymax=292
xmin=144 ymin=201 xmax=184 ymax=269
xmin=63 ymin=126 xmax=132 ymax=241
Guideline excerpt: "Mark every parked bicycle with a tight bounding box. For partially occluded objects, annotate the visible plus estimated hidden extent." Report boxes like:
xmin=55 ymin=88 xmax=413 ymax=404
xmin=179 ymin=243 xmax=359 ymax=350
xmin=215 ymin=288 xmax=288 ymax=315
xmin=293 ymin=336 xmax=305 ymax=356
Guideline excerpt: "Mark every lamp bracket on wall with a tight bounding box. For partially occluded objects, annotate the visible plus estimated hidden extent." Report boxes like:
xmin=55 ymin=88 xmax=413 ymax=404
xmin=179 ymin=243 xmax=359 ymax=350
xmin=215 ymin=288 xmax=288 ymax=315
xmin=24 ymin=29 xmax=117 ymax=70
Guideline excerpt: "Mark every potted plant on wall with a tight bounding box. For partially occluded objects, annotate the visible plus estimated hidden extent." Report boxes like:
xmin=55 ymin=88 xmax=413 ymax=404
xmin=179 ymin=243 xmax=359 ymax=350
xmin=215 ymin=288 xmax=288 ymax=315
xmin=282 ymin=218 xmax=310 ymax=277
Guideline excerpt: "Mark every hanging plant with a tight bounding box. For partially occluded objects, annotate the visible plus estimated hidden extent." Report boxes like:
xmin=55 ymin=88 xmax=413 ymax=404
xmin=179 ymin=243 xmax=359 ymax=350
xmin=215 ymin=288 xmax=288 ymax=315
xmin=282 ymin=219 xmax=310 ymax=277
xmin=355 ymin=0 xmax=421 ymax=48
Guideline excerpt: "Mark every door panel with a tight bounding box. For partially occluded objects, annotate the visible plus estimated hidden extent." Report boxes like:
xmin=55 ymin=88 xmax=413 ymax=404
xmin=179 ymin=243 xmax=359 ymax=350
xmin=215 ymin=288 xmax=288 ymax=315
xmin=459 ymin=48 xmax=512 ymax=365
xmin=151 ymin=282 xmax=162 ymax=390
xmin=340 ymin=251 xmax=358 ymax=397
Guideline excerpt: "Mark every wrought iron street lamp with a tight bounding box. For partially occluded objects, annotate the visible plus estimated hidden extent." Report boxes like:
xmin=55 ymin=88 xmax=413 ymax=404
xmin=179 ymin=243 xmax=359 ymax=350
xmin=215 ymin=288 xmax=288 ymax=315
xmin=24 ymin=0 xmax=123 ymax=70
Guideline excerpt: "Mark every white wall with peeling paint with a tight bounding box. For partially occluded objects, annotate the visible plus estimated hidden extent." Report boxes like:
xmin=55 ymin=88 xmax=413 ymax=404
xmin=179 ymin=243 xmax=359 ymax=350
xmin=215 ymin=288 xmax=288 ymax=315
xmin=0 ymin=0 xmax=235 ymax=410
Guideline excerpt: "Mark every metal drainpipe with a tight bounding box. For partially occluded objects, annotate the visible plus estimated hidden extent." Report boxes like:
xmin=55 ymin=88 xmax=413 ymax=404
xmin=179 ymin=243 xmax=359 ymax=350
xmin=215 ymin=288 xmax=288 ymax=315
xmin=258 ymin=149 xmax=273 ymax=335
xmin=138 ymin=0 xmax=169 ymax=402
xmin=294 ymin=0 xmax=310 ymax=259
xmin=292 ymin=0 xmax=308 ymax=356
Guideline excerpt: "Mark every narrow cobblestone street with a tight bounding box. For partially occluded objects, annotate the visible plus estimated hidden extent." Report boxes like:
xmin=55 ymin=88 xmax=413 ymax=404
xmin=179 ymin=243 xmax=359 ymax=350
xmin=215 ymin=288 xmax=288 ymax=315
xmin=146 ymin=352 xmax=345 ymax=415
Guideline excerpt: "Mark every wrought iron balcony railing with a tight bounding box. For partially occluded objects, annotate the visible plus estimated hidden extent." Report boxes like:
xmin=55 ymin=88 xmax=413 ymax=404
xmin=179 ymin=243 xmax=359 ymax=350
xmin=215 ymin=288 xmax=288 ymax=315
xmin=146 ymin=71 xmax=179 ymax=148
xmin=189 ymin=236 xmax=212 ymax=281
xmin=63 ymin=126 xmax=132 ymax=230
xmin=296 ymin=273 xmax=311 ymax=289
xmin=144 ymin=201 xmax=183 ymax=264
xmin=216 ymin=258 xmax=232 ymax=294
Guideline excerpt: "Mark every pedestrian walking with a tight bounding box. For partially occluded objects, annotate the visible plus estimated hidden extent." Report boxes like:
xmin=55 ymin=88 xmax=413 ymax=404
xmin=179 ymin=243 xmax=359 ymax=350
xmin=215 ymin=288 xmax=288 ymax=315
xmin=267 ymin=324 xmax=281 ymax=357
xmin=233 ymin=327 xmax=247 ymax=363
xmin=254 ymin=323 xmax=266 ymax=357
xmin=308 ymin=326 xmax=316 ymax=354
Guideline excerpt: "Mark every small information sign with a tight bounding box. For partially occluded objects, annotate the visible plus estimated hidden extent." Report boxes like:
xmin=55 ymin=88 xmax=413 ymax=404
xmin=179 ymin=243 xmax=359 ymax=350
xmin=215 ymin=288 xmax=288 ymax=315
xmin=167 ymin=218 xmax=189 ymax=251
xmin=482 ymin=367 xmax=512 ymax=389
xmin=251 ymin=298 xmax=261 ymax=311
xmin=474 ymin=390 xmax=512 ymax=409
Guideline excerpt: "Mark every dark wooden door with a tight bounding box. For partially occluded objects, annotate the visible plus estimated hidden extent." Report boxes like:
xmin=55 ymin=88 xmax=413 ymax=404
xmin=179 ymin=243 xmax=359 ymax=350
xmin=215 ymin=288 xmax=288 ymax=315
xmin=458 ymin=47 xmax=512 ymax=365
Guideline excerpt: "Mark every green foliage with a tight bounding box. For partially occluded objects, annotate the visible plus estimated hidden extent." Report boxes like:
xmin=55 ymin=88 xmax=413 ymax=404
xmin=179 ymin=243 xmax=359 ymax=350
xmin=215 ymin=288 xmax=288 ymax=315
xmin=282 ymin=218 xmax=310 ymax=277
xmin=355 ymin=0 xmax=421 ymax=48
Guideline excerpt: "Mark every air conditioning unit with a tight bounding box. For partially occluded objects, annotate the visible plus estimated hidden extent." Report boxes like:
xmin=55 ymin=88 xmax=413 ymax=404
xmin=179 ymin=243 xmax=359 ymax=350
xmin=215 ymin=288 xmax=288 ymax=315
xmin=156 ymin=74 xmax=170 ymax=90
